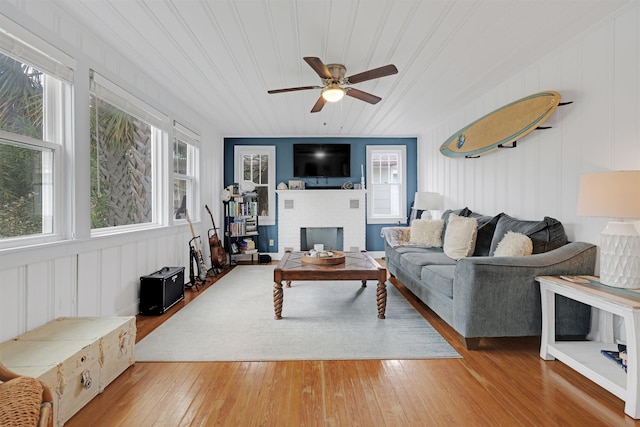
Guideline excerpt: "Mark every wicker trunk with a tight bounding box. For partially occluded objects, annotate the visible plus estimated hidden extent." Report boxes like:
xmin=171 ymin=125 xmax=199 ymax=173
xmin=0 ymin=317 xmax=136 ymax=426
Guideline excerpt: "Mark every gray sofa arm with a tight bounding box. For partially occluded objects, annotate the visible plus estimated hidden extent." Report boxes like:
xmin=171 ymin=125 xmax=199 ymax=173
xmin=452 ymin=241 xmax=597 ymax=339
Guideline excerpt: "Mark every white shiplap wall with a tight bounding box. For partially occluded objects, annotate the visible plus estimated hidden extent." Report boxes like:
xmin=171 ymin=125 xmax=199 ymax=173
xmin=419 ymin=3 xmax=640 ymax=258
xmin=2 ymin=1 xmax=640 ymax=343
xmin=0 ymin=3 xmax=223 ymax=341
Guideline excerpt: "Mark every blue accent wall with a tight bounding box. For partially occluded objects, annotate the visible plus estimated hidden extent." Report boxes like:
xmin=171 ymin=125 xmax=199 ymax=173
xmin=224 ymin=137 xmax=417 ymax=252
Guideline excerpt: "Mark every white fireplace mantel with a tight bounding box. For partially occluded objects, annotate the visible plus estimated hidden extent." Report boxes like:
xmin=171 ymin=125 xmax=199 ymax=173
xmin=276 ymin=189 xmax=366 ymax=259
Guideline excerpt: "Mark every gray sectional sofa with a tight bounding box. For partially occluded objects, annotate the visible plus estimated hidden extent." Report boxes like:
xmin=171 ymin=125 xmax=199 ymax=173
xmin=383 ymin=208 xmax=597 ymax=349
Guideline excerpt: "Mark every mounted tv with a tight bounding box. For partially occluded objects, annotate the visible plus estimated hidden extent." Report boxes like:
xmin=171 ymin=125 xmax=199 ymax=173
xmin=293 ymin=143 xmax=351 ymax=178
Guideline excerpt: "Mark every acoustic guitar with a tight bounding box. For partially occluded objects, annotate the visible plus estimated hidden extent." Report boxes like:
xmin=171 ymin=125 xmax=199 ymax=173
xmin=185 ymin=209 xmax=208 ymax=282
xmin=205 ymin=204 xmax=227 ymax=269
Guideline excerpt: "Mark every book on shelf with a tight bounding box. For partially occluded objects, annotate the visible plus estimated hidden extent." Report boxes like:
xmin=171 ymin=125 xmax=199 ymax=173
xmin=246 ymin=217 xmax=257 ymax=232
xmin=229 ymin=201 xmax=258 ymax=216
xmin=239 ymin=238 xmax=255 ymax=251
xmin=242 ymin=249 xmax=258 ymax=254
xmin=229 ymin=218 xmax=246 ymax=236
xmin=601 ymin=348 xmax=627 ymax=373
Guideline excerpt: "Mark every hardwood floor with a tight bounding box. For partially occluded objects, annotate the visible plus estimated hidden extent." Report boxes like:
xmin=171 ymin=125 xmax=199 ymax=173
xmin=66 ymin=264 xmax=637 ymax=426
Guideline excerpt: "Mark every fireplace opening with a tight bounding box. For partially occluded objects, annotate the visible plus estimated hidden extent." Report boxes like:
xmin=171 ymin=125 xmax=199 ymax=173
xmin=300 ymin=227 xmax=344 ymax=251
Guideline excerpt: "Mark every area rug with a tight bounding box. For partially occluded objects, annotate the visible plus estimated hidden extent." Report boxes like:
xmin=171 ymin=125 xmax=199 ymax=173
xmin=135 ymin=265 xmax=460 ymax=361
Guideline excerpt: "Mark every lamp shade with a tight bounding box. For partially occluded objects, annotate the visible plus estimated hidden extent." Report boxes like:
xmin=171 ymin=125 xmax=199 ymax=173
xmin=577 ymin=171 xmax=640 ymax=219
xmin=577 ymin=170 xmax=640 ymax=288
xmin=413 ymin=192 xmax=441 ymax=211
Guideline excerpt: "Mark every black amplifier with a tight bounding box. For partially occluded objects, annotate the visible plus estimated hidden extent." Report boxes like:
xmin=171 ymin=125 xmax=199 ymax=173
xmin=139 ymin=266 xmax=185 ymax=315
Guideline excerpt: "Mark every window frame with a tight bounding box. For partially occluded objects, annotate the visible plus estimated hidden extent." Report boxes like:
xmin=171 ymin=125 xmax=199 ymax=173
xmin=0 ymin=22 xmax=73 ymax=249
xmin=233 ymin=145 xmax=276 ymax=226
xmin=89 ymin=70 xmax=169 ymax=236
xmin=366 ymin=145 xmax=407 ymax=225
xmin=172 ymin=122 xmax=200 ymax=223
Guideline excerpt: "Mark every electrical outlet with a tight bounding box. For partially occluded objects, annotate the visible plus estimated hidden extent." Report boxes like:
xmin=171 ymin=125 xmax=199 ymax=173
xmin=269 ymin=239 xmax=275 ymax=246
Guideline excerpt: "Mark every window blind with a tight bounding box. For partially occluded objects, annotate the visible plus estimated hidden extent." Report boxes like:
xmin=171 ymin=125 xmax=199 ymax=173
xmin=90 ymin=70 xmax=168 ymax=129
xmin=0 ymin=17 xmax=74 ymax=82
xmin=174 ymin=121 xmax=200 ymax=146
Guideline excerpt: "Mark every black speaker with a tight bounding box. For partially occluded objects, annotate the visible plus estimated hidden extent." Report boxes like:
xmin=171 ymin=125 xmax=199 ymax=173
xmin=259 ymin=254 xmax=272 ymax=264
xmin=139 ymin=267 xmax=185 ymax=315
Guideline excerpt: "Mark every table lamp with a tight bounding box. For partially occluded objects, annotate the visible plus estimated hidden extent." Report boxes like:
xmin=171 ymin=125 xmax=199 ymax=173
xmin=410 ymin=192 xmax=441 ymax=222
xmin=577 ymin=171 xmax=640 ymax=288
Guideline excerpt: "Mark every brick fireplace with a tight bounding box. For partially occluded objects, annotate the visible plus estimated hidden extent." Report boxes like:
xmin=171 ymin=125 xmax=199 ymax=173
xmin=276 ymin=189 xmax=366 ymax=258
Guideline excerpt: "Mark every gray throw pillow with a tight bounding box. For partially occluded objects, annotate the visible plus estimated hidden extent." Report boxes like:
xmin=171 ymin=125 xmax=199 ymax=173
xmin=489 ymin=214 xmax=567 ymax=255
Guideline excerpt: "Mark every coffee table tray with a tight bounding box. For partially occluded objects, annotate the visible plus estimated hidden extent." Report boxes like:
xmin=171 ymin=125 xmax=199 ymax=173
xmin=301 ymin=250 xmax=345 ymax=265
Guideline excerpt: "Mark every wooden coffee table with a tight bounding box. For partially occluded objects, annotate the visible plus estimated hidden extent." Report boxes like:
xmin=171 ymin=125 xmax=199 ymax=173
xmin=273 ymin=250 xmax=388 ymax=320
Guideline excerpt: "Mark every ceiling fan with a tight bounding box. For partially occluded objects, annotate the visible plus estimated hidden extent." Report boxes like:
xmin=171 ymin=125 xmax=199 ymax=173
xmin=267 ymin=57 xmax=398 ymax=113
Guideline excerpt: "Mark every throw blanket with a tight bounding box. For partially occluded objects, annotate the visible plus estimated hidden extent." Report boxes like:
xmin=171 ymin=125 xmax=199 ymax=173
xmin=381 ymin=226 xmax=434 ymax=249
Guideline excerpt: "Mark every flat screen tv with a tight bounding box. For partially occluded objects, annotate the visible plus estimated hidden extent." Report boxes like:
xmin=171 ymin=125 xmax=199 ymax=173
xmin=293 ymin=143 xmax=351 ymax=178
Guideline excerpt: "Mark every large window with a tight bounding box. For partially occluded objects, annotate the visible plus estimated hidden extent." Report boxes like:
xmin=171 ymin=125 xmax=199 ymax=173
xmin=0 ymin=26 xmax=73 ymax=246
xmin=366 ymin=145 xmax=407 ymax=224
xmin=90 ymin=71 xmax=167 ymax=232
xmin=234 ymin=146 xmax=275 ymax=226
xmin=173 ymin=122 xmax=200 ymax=220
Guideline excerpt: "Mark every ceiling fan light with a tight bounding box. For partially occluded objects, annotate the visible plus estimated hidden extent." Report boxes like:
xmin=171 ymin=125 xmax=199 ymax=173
xmin=322 ymin=85 xmax=345 ymax=103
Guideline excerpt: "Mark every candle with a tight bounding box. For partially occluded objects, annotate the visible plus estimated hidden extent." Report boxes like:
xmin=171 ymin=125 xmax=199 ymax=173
xmin=361 ymin=164 xmax=364 ymax=177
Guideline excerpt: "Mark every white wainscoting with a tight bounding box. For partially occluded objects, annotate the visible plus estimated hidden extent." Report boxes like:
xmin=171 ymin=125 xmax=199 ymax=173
xmin=0 ymin=228 xmax=193 ymax=342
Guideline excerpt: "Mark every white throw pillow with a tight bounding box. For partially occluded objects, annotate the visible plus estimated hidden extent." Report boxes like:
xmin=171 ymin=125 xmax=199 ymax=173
xmin=443 ymin=213 xmax=478 ymax=260
xmin=410 ymin=219 xmax=444 ymax=247
xmin=493 ymin=231 xmax=533 ymax=257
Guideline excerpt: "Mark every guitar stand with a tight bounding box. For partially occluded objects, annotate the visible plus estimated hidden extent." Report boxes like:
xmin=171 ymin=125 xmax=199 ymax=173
xmin=186 ymin=238 xmax=206 ymax=291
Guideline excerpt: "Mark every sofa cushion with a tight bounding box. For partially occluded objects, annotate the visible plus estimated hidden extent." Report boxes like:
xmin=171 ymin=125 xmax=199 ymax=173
xmin=489 ymin=215 xmax=568 ymax=255
xmin=493 ymin=231 xmax=533 ymax=257
xmin=470 ymin=212 xmax=504 ymax=256
xmin=386 ymin=245 xmax=438 ymax=267
xmin=410 ymin=219 xmax=444 ymax=247
xmin=399 ymin=251 xmax=455 ymax=279
xmin=443 ymin=213 xmax=478 ymax=260
xmin=421 ymin=265 xmax=455 ymax=298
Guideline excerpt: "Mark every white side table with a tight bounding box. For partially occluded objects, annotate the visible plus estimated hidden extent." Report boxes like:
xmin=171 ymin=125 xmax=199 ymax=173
xmin=537 ymin=275 xmax=640 ymax=419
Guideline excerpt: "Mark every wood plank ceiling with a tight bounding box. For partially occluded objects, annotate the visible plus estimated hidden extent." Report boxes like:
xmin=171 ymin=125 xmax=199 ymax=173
xmin=49 ymin=0 xmax=630 ymax=137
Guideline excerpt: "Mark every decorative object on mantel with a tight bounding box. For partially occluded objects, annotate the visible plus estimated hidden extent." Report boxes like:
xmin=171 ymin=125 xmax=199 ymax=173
xmin=288 ymin=180 xmax=304 ymax=190
xmin=277 ymin=182 xmax=288 ymax=190
xmin=410 ymin=192 xmax=441 ymax=223
xmin=577 ymin=170 xmax=640 ymax=288
xmin=342 ymin=181 xmax=353 ymax=189
xmin=439 ymin=91 xmax=572 ymax=158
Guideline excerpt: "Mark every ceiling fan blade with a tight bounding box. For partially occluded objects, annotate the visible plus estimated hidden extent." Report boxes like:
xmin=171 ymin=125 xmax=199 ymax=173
xmin=268 ymin=86 xmax=319 ymax=94
xmin=346 ymin=64 xmax=398 ymax=84
xmin=304 ymin=57 xmax=333 ymax=80
xmin=310 ymin=96 xmax=326 ymax=113
xmin=345 ymin=88 xmax=382 ymax=104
